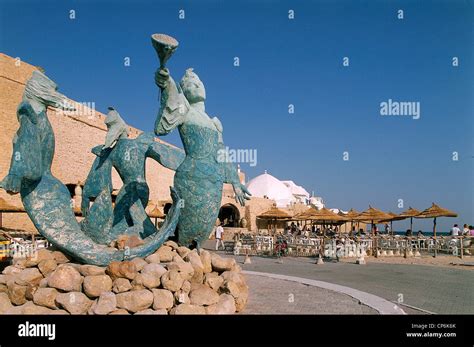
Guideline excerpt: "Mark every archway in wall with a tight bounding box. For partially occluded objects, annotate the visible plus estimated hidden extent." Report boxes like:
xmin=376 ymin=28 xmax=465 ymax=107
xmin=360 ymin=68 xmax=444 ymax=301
xmin=218 ymin=204 xmax=240 ymax=227
xmin=163 ymin=203 xmax=172 ymax=215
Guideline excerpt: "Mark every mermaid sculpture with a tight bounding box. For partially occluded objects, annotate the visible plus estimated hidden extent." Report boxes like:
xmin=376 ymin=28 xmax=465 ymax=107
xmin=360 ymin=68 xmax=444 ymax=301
xmin=81 ymin=106 xmax=185 ymax=245
xmin=0 ymin=71 xmax=183 ymax=265
xmin=153 ymin=34 xmax=251 ymax=248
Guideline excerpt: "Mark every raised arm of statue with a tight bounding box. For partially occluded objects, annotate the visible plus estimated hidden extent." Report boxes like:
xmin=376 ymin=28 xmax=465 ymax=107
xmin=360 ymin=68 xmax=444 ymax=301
xmin=154 ymin=68 xmax=189 ymax=136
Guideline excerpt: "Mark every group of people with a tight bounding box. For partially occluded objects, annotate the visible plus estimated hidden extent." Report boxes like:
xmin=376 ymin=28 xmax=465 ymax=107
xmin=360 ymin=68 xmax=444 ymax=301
xmin=450 ymin=224 xmax=474 ymax=236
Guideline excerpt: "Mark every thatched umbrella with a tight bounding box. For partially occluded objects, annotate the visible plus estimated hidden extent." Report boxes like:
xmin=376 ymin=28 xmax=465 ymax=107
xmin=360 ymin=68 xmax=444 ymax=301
xmin=379 ymin=211 xmax=406 ymax=235
xmin=353 ymin=206 xmax=392 ymax=257
xmin=398 ymin=207 xmax=421 ymax=234
xmin=353 ymin=206 xmax=392 ymax=232
xmin=148 ymin=205 xmax=165 ymax=228
xmin=339 ymin=208 xmax=360 ymax=235
xmin=415 ymin=203 xmax=457 ymax=257
xmin=257 ymin=204 xmax=292 ymax=234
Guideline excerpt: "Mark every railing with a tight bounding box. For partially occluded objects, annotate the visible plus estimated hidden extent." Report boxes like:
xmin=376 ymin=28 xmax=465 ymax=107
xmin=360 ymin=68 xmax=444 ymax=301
xmin=228 ymin=234 xmax=473 ymax=259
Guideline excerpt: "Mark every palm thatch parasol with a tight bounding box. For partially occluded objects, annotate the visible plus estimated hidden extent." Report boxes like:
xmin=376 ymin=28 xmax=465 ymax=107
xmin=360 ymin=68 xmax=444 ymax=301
xmin=379 ymin=211 xmax=406 ymax=235
xmin=339 ymin=208 xmax=360 ymax=234
xmin=398 ymin=207 xmax=421 ymax=234
xmin=353 ymin=206 xmax=392 ymax=228
xmin=147 ymin=204 xmax=165 ymax=227
xmin=415 ymin=203 xmax=457 ymax=257
xmin=257 ymin=204 xmax=292 ymax=234
xmin=353 ymin=206 xmax=392 ymax=256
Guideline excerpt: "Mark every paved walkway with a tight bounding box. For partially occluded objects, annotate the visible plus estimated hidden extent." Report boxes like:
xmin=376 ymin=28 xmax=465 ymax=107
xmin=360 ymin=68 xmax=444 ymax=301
xmin=221 ymin=252 xmax=473 ymax=314
xmin=243 ymin=274 xmax=377 ymax=314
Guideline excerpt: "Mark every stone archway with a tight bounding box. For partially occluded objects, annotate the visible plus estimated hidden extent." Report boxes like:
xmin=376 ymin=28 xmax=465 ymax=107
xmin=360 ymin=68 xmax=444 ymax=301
xmin=218 ymin=204 xmax=240 ymax=227
xmin=163 ymin=203 xmax=173 ymax=215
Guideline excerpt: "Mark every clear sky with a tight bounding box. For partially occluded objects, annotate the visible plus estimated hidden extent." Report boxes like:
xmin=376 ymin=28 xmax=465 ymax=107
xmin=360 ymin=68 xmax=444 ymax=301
xmin=1 ymin=0 xmax=472 ymax=233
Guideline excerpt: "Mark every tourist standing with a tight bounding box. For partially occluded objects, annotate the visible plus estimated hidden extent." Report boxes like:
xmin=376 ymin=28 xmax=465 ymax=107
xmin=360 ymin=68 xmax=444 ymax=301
xmin=215 ymin=224 xmax=225 ymax=251
xmin=450 ymin=224 xmax=460 ymax=236
xmin=463 ymin=224 xmax=469 ymax=235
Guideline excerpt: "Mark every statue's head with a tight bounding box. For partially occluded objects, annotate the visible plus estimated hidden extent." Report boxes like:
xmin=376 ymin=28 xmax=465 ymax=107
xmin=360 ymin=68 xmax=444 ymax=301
xmin=103 ymin=107 xmax=129 ymax=149
xmin=180 ymin=68 xmax=206 ymax=103
xmin=24 ymin=71 xmax=75 ymax=111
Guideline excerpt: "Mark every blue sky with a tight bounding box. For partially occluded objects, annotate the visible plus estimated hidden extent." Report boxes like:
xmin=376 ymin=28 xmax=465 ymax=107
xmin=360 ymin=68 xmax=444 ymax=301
xmin=1 ymin=0 xmax=472 ymax=232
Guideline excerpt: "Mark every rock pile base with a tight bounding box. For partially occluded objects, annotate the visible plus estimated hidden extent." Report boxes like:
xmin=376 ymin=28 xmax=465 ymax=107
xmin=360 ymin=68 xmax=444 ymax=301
xmin=0 ymin=241 xmax=248 ymax=315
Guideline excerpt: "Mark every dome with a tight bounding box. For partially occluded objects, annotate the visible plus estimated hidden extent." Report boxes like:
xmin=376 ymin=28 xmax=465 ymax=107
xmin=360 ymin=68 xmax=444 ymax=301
xmin=246 ymin=172 xmax=295 ymax=207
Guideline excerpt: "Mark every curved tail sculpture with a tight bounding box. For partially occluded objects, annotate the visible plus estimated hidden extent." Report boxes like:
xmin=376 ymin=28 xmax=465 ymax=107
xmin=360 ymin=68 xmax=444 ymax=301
xmin=0 ymin=71 xmax=182 ymax=265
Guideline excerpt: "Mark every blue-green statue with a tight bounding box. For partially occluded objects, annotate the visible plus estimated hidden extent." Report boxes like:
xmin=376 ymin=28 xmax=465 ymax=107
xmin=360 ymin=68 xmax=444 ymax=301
xmin=0 ymin=71 xmax=183 ymax=265
xmin=152 ymin=34 xmax=251 ymax=248
xmin=81 ymin=107 xmax=185 ymax=245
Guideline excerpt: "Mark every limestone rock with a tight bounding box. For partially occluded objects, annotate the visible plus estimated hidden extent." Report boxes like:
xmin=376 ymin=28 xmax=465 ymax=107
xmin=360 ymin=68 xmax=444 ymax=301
xmin=172 ymin=254 xmax=185 ymax=263
xmin=112 ymin=278 xmax=132 ymax=294
xmin=4 ymin=301 xmax=68 ymax=315
xmin=152 ymin=289 xmax=174 ymax=310
xmin=211 ymin=253 xmax=236 ymax=273
xmin=52 ymin=251 xmax=71 ymax=264
xmin=144 ymin=253 xmax=161 ymax=264
xmin=0 ymin=283 xmax=7 ymax=294
xmin=38 ymin=259 xmax=58 ymax=276
xmin=116 ymin=289 xmax=154 ymax=313
xmin=56 ymin=292 xmax=93 ymax=314
xmin=176 ymin=246 xmax=191 ymax=258
xmin=205 ymin=272 xmax=224 ymax=291
xmin=48 ymin=265 xmax=83 ymax=292
xmin=39 ymin=277 xmax=49 ymax=288
xmin=15 ymin=268 xmax=43 ymax=286
xmin=90 ymin=291 xmax=116 ymax=315
xmin=206 ymin=294 xmax=236 ymax=314
xmin=200 ymin=250 xmax=212 ymax=273
xmin=33 ymin=287 xmax=59 ymax=310
xmin=156 ymin=246 xmax=174 ymax=262
xmin=181 ymin=280 xmax=191 ymax=293
xmin=2 ymin=265 xmax=22 ymax=276
xmin=166 ymin=262 xmax=194 ymax=281
xmin=109 ymin=309 xmax=130 ymax=315
xmin=189 ymin=284 xmax=220 ymax=306
xmin=163 ymin=240 xmax=179 ymax=250
xmin=83 ymin=275 xmax=113 ymax=298
xmin=130 ymin=257 xmax=148 ymax=271
xmin=161 ymin=270 xmax=184 ymax=292
xmin=0 ymin=292 xmax=13 ymax=313
xmin=170 ymin=303 xmax=206 ymax=315
xmin=141 ymin=263 xmax=167 ymax=278
xmin=185 ymin=251 xmax=205 ymax=283
xmin=174 ymin=290 xmax=190 ymax=304
xmin=79 ymin=265 xmax=106 ymax=277
xmin=131 ymin=273 xmax=160 ymax=290
xmin=7 ymin=282 xmax=27 ymax=305
xmin=106 ymin=261 xmax=137 ymax=280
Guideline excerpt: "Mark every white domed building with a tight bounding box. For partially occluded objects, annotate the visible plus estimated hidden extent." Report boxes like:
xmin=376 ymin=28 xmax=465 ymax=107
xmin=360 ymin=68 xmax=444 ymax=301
xmin=246 ymin=171 xmax=295 ymax=207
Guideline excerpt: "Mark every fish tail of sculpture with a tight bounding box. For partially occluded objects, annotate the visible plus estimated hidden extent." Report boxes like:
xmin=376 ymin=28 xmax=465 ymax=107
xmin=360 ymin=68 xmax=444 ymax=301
xmin=20 ymin=175 xmax=181 ymax=266
xmin=80 ymin=187 xmax=114 ymax=245
xmin=128 ymin=186 xmax=182 ymax=257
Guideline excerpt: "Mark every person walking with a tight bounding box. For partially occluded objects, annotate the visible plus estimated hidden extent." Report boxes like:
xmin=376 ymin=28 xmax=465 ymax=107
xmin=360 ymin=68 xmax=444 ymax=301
xmin=215 ymin=223 xmax=225 ymax=251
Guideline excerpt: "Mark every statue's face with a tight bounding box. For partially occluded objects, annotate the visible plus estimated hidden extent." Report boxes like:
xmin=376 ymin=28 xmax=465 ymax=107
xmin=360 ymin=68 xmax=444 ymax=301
xmin=181 ymin=73 xmax=206 ymax=103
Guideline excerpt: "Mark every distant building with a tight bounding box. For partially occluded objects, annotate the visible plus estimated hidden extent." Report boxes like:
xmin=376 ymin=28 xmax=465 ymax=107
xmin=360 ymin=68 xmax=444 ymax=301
xmin=246 ymin=171 xmax=324 ymax=208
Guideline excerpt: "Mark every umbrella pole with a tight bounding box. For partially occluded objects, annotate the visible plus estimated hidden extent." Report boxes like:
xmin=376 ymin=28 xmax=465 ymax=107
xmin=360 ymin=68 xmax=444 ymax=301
xmin=433 ymin=217 xmax=437 ymax=258
xmin=410 ymin=217 xmax=413 ymax=234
